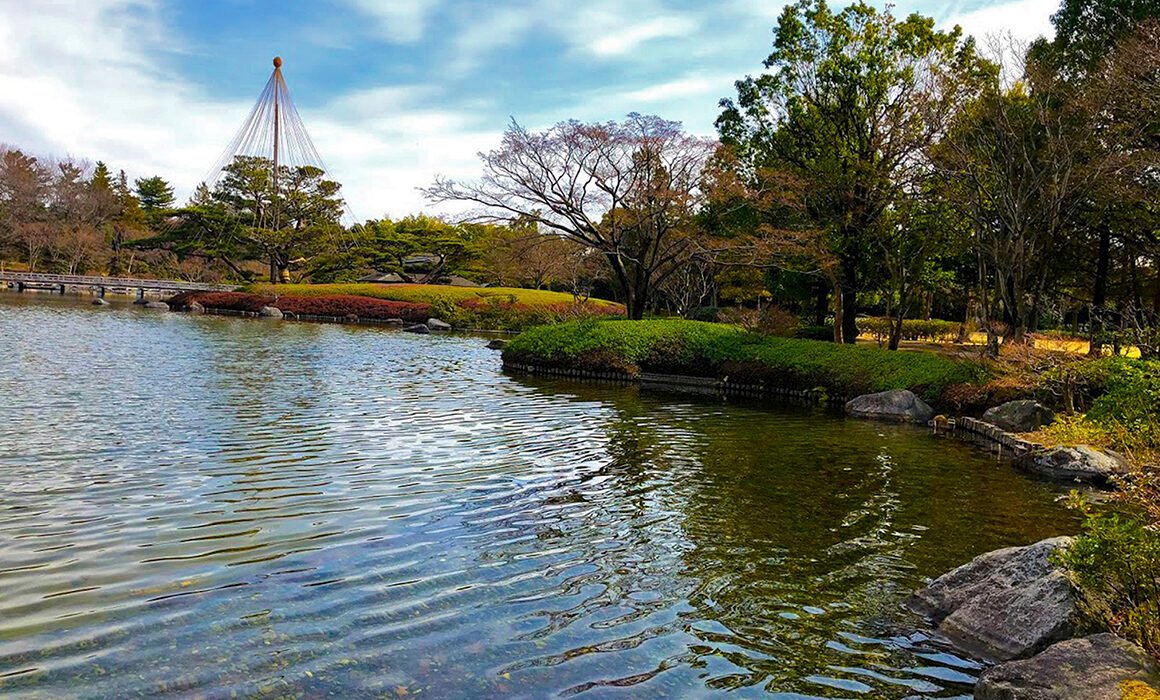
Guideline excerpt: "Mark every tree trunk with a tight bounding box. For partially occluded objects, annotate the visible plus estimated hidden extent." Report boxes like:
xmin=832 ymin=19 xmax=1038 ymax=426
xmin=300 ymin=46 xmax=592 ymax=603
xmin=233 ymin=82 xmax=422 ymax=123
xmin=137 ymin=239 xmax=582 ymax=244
xmin=833 ymin=280 xmax=844 ymax=343
xmin=840 ymin=261 xmax=858 ymax=344
xmin=1089 ymin=226 xmax=1111 ymax=356
xmin=813 ymin=283 xmax=828 ymax=327
xmin=887 ymin=315 xmax=903 ymax=351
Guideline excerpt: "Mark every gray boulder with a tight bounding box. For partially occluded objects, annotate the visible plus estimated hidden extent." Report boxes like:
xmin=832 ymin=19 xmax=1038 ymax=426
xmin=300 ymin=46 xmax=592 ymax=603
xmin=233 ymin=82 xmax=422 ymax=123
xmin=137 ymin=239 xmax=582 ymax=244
xmin=983 ymin=400 xmax=1056 ymax=433
xmin=1026 ymin=445 xmax=1130 ymax=485
xmin=403 ymin=323 xmax=430 ymax=334
xmin=427 ymin=317 xmax=452 ymax=331
xmin=144 ymin=301 xmax=169 ymax=310
xmin=909 ymin=537 xmax=1078 ymax=661
xmin=259 ymin=306 xmax=283 ymax=318
xmin=845 ymin=389 xmax=935 ymax=424
xmin=189 ymin=301 xmax=206 ymax=314
xmin=975 ymin=634 xmax=1160 ymax=700
xmin=383 ymin=318 xmax=405 ymax=326
xmin=486 ymin=339 xmax=507 ymax=350
xmin=91 ymin=298 xmax=109 ymax=306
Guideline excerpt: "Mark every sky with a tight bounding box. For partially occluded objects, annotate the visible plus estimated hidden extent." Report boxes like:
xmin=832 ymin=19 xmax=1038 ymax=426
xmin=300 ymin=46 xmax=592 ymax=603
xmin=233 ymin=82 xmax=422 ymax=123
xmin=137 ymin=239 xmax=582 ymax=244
xmin=0 ymin=0 xmax=1057 ymax=220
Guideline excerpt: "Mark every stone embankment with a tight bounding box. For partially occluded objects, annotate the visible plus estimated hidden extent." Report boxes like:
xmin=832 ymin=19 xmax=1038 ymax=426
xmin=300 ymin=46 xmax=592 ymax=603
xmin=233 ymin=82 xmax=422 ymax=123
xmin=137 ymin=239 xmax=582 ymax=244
xmin=837 ymin=393 xmax=1128 ymax=487
xmin=909 ymin=538 xmax=1160 ymax=698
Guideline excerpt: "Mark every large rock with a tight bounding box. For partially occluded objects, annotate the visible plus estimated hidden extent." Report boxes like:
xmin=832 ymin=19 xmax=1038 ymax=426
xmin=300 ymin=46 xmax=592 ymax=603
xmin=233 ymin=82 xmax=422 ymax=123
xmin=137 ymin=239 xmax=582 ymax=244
xmin=427 ymin=317 xmax=452 ymax=331
xmin=259 ymin=306 xmax=283 ymax=318
xmin=845 ymin=390 xmax=935 ymax=424
xmin=189 ymin=301 xmax=206 ymax=314
xmin=975 ymin=634 xmax=1160 ymax=700
xmin=909 ymin=537 xmax=1078 ymax=661
xmin=91 ymin=298 xmax=109 ymax=306
xmin=143 ymin=300 xmax=169 ymax=310
xmin=486 ymin=339 xmax=507 ymax=350
xmin=1025 ymin=445 xmax=1130 ymax=485
xmin=983 ymin=400 xmax=1056 ymax=433
xmin=402 ymin=323 xmax=430 ymax=334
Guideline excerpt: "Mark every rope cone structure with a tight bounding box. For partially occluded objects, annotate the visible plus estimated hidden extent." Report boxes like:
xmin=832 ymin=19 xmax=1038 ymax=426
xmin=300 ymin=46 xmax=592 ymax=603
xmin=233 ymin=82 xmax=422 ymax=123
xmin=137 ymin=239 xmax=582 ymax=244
xmin=202 ymin=57 xmax=351 ymax=223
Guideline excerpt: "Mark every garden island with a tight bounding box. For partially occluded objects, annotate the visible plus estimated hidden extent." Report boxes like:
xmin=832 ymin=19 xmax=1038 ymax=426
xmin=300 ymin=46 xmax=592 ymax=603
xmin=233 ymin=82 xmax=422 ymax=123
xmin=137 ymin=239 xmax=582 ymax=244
xmin=0 ymin=0 xmax=1157 ymax=697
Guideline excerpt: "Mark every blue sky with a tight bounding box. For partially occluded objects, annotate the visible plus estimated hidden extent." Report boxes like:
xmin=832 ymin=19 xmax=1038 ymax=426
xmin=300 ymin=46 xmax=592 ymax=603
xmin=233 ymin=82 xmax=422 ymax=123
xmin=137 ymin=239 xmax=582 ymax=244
xmin=0 ymin=0 xmax=1056 ymax=218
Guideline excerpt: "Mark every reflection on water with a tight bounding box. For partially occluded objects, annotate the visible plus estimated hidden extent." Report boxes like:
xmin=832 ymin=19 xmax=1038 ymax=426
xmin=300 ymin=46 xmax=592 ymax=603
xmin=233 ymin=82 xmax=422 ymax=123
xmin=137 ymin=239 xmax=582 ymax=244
xmin=0 ymin=293 xmax=1077 ymax=698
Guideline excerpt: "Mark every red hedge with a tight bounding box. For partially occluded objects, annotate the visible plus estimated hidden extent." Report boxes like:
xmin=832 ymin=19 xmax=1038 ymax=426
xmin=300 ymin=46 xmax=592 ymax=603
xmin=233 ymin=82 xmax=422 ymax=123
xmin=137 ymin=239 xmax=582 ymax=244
xmin=169 ymin=291 xmax=431 ymax=322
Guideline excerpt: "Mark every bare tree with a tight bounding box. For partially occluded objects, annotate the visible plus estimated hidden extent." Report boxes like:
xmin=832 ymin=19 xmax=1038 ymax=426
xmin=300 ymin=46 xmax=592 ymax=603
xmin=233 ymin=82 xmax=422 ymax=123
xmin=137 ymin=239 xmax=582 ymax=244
xmin=425 ymin=114 xmax=716 ymax=319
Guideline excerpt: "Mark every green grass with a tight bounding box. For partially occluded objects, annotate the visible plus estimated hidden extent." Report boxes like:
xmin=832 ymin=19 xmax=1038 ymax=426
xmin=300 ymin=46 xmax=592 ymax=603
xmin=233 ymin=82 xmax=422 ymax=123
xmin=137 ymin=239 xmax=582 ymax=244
xmin=504 ymin=319 xmax=988 ymax=402
xmin=252 ymin=283 xmax=621 ymax=308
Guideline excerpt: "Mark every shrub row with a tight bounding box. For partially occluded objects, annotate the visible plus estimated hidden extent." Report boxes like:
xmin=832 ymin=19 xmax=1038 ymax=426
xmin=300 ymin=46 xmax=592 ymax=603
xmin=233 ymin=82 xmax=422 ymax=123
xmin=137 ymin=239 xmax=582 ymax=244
xmin=858 ymin=317 xmax=961 ymax=344
xmin=503 ymin=319 xmax=987 ymax=403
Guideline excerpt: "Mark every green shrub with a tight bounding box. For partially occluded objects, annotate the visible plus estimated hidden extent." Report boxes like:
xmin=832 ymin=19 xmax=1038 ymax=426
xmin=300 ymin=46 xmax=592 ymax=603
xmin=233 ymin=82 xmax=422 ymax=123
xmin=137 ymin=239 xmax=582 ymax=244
xmin=687 ymin=306 xmax=720 ymax=323
xmin=858 ymin=317 xmax=961 ymax=345
xmin=717 ymin=305 xmax=800 ymax=337
xmin=1038 ymin=358 xmax=1160 ymax=461
xmin=504 ymin=319 xmax=987 ymax=402
xmin=1055 ymin=506 xmax=1160 ymax=659
xmin=795 ymin=325 xmax=835 ymax=342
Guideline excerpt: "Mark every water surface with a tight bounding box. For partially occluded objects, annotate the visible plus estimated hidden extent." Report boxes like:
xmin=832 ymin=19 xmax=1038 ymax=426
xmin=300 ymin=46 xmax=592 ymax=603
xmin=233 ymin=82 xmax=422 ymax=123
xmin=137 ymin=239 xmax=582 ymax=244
xmin=0 ymin=294 xmax=1077 ymax=698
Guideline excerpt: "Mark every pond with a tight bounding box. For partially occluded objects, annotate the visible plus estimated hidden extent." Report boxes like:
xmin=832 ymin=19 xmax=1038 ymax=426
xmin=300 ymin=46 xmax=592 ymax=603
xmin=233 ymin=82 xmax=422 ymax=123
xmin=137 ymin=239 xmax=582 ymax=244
xmin=0 ymin=293 xmax=1077 ymax=698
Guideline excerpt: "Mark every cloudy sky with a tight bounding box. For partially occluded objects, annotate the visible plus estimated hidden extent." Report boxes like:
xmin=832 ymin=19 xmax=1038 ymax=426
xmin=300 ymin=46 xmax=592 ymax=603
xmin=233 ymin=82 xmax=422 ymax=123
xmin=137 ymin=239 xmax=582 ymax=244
xmin=0 ymin=0 xmax=1056 ymax=220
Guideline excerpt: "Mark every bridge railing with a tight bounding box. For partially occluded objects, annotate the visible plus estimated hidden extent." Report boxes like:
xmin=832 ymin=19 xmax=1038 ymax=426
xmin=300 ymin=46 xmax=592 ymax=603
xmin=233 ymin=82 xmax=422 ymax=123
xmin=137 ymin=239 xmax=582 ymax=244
xmin=0 ymin=271 xmax=236 ymax=292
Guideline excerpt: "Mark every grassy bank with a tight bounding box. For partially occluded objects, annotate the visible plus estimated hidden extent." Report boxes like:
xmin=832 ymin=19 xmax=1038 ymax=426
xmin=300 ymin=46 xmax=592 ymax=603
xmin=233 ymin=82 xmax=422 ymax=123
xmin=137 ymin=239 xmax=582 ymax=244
xmin=174 ymin=283 xmax=624 ymax=331
xmin=503 ymin=319 xmax=988 ymax=403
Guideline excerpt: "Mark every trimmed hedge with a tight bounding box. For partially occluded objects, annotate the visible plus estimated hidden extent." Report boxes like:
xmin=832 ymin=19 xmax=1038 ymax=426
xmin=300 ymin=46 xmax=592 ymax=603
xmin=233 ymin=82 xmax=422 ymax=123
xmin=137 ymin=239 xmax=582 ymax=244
xmin=503 ymin=319 xmax=988 ymax=403
xmin=858 ymin=317 xmax=961 ymax=344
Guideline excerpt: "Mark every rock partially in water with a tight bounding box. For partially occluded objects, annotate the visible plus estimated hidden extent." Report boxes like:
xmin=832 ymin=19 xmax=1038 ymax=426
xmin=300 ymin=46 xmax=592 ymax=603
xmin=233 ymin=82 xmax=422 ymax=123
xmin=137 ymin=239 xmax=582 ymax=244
xmin=189 ymin=301 xmax=206 ymax=314
xmin=975 ymin=634 xmax=1160 ymax=699
xmin=428 ymin=318 xmax=452 ymax=331
xmin=91 ymin=298 xmax=109 ymax=306
xmin=383 ymin=318 xmax=405 ymax=326
xmin=486 ymin=339 xmax=507 ymax=350
xmin=260 ymin=306 xmax=283 ymax=318
xmin=845 ymin=390 xmax=935 ymax=424
xmin=403 ymin=323 xmax=430 ymax=334
xmin=1026 ymin=445 xmax=1130 ymax=485
xmin=909 ymin=536 xmax=1078 ymax=661
xmin=983 ymin=400 xmax=1055 ymax=433
xmin=143 ymin=301 xmax=169 ymax=310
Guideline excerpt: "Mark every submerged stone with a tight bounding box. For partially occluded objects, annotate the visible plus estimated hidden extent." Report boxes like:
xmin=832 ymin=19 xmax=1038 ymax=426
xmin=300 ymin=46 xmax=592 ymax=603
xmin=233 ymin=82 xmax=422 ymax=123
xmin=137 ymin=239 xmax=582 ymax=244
xmin=427 ymin=318 xmax=452 ymax=331
xmin=975 ymin=634 xmax=1160 ymax=699
xmin=845 ymin=389 xmax=935 ymax=424
xmin=403 ymin=323 xmax=430 ymax=334
xmin=259 ymin=306 xmax=283 ymax=318
xmin=143 ymin=301 xmax=169 ymax=310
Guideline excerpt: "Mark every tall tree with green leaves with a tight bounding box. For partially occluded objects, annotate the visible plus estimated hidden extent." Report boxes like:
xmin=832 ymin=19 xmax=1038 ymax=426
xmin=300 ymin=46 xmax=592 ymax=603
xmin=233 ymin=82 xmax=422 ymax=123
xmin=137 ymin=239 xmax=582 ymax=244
xmin=716 ymin=0 xmax=995 ymax=342
xmin=134 ymin=175 xmax=175 ymax=216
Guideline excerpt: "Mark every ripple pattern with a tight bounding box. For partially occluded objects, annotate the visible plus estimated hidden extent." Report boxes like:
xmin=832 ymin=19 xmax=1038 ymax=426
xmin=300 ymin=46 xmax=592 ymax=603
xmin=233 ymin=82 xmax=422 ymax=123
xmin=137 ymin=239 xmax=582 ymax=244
xmin=0 ymin=295 xmax=1076 ymax=698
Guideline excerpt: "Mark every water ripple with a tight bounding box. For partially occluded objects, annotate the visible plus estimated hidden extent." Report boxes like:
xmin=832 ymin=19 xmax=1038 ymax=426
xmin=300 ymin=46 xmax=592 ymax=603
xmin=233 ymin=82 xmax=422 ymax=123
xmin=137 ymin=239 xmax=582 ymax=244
xmin=0 ymin=294 xmax=1078 ymax=698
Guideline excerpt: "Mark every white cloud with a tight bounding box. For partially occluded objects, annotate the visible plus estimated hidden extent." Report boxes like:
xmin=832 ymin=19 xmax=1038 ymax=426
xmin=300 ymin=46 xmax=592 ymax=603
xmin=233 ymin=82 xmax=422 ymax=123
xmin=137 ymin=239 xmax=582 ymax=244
xmin=588 ymin=15 xmax=699 ymax=56
xmin=942 ymin=0 xmax=1057 ymax=45
xmin=343 ymin=0 xmax=443 ymax=44
xmin=0 ymin=0 xmax=497 ymax=219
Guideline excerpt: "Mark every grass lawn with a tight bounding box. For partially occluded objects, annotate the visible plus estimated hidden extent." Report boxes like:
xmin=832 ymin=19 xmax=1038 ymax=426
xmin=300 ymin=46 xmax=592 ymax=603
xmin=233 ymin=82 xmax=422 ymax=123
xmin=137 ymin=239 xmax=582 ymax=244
xmin=251 ymin=283 xmax=621 ymax=309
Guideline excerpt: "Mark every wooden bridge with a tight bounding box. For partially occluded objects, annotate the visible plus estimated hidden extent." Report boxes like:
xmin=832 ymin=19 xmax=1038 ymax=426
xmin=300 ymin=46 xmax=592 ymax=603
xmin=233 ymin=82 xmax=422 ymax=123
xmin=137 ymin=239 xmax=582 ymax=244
xmin=0 ymin=272 xmax=235 ymax=299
